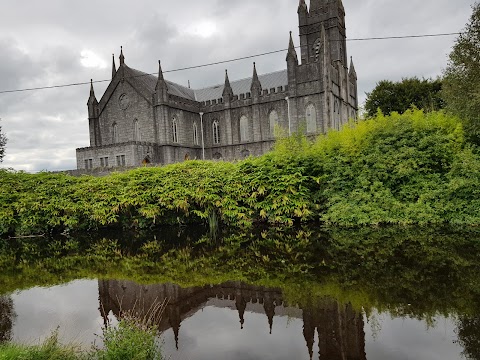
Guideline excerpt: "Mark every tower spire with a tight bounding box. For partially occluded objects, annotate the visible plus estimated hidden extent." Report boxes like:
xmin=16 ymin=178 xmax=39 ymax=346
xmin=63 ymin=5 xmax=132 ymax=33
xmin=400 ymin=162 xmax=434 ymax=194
xmin=119 ymin=46 xmax=125 ymax=65
xmin=112 ymin=54 xmax=116 ymax=79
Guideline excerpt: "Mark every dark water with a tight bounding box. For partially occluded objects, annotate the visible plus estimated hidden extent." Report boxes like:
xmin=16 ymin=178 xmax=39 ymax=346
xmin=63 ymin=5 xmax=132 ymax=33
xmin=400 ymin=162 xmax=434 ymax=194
xmin=1 ymin=226 xmax=480 ymax=359
xmin=2 ymin=279 xmax=465 ymax=360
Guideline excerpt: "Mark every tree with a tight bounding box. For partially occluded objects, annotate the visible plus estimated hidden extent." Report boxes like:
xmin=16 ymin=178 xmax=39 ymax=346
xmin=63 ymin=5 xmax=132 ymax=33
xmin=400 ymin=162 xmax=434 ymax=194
xmin=364 ymin=77 xmax=444 ymax=118
xmin=442 ymin=3 xmax=480 ymax=144
xmin=0 ymin=119 xmax=6 ymax=163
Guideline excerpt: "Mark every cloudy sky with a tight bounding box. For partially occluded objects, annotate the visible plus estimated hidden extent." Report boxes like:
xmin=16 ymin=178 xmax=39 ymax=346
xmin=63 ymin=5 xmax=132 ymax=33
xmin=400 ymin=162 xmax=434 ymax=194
xmin=0 ymin=0 xmax=475 ymax=172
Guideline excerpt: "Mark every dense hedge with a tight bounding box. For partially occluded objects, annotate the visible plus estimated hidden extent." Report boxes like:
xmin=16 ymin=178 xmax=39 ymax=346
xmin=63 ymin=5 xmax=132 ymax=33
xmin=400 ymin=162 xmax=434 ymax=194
xmin=1 ymin=109 xmax=479 ymax=236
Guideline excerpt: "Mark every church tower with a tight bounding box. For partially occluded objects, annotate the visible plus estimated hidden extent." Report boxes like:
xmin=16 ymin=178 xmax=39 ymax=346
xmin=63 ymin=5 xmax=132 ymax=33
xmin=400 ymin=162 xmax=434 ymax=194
xmin=298 ymin=0 xmax=347 ymax=66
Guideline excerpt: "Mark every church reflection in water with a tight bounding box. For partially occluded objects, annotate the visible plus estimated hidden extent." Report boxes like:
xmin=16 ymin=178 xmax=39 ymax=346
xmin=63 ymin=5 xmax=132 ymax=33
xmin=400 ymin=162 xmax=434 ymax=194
xmin=99 ymin=280 xmax=366 ymax=359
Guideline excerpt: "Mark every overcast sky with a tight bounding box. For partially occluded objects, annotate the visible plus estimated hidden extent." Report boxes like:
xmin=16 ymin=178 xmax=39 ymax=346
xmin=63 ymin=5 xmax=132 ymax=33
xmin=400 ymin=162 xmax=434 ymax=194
xmin=0 ymin=0 xmax=475 ymax=172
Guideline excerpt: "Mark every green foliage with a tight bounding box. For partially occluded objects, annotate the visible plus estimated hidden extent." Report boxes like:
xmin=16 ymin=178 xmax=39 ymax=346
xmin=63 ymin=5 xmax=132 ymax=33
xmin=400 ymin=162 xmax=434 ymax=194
xmin=95 ymin=318 xmax=162 ymax=360
xmin=0 ymin=319 xmax=163 ymax=360
xmin=0 ymin=330 xmax=85 ymax=360
xmin=1 ymin=109 xmax=480 ymax=234
xmin=442 ymin=2 xmax=480 ymax=144
xmin=309 ymin=109 xmax=477 ymax=226
xmin=365 ymin=77 xmax=444 ymax=117
xmin=0 ymin=119 xmax=6 ymax=163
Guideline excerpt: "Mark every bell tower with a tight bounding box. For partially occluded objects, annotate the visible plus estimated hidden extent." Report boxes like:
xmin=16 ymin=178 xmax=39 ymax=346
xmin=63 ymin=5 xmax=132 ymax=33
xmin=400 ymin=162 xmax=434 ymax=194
xmin=298 ymin=0 xmax=347 ymax=66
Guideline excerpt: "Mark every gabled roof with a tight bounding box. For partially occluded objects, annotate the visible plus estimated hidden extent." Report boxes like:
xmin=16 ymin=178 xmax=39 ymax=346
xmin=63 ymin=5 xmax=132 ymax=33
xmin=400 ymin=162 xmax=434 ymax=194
xmin=128 ymin=67 xmax=197 ymax=101
xmin=101 ymin=65 xmax=288 ymax=106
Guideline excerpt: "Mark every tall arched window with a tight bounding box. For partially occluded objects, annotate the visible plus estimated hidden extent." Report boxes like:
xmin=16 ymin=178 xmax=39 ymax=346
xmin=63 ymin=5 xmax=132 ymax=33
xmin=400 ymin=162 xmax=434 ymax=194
xmin=112 ymin=123 xmax=119 ymax=143
xmin=193 ymin=122 xmax=199 ymax=145
xmin=306 ymin=104 xmax=317 ymax=134
xmin=213 ymin=120 xmax=220 ymax=145
xmin=269 ymin=110 xmax=279 ymax=138
xmin=133 ymin=119 xmax=140 ymax=141
xmin=172 ymin=117 xmax=178 ymax=143
xmin=240 ymin=116 xmax=249 ymax=142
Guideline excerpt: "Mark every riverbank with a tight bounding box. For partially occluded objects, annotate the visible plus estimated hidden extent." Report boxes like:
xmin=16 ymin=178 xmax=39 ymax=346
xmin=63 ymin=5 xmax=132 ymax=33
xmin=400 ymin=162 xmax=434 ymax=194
xmin=0 ymin=318 xmax=163 ymax=360
xmin=1 ymin=109 xmax=479 ymax=237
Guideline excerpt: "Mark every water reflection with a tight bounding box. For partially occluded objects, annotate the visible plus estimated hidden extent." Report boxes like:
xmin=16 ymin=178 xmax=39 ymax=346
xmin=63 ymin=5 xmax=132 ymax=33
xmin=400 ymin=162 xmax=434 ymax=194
xmin=0 ymin=296 xmax=14 ymax=343
xmin=99 ymin=280 xmax=366 ymax=359
xmin=457 ymin=315 xmax=480 ymax=360
xmin=3 ymin=225 xmax=480 ymax=359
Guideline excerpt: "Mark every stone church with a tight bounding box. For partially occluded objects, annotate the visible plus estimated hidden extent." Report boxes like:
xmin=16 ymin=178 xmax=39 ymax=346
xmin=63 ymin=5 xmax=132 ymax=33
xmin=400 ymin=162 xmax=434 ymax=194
xmin=76 ymin=0 xmax=358 ymax=170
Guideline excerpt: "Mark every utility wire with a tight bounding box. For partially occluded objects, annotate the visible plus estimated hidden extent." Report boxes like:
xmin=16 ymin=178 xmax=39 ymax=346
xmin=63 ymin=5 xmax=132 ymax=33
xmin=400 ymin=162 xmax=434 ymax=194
xmin=0 ymin=32 xmax=461 ymax=95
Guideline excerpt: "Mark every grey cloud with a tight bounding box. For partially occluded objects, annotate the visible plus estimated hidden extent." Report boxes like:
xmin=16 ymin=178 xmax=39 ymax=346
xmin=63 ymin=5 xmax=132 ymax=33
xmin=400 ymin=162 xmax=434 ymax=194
xmin=0 ymin=0 xmax=476 ymax=172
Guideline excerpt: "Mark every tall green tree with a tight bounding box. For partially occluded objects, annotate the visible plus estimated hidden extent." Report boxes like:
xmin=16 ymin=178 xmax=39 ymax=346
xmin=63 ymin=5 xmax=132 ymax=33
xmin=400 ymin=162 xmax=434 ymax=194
xmin=442 ymin=3 xmax=480 ymax=144
xmin=0 ymin=119 xmax=6 ymax=163
xmin=365 ymin=77 xmax=444 ymax=118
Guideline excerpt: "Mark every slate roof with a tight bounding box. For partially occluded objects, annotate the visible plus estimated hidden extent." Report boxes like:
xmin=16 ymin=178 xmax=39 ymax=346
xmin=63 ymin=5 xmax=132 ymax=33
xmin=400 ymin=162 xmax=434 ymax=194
xmin=194 ymin=69 xmax=288 ymax=102
xmin=128 ymin=67 xmax=196 ymax=101
xmin=127 ymin=66 xmax=288 ymax=103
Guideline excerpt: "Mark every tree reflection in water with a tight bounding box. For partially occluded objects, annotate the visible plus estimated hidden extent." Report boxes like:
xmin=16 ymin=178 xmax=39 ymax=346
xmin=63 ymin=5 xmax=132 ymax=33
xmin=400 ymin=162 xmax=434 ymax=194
xmin=457 ymin=313 xmax=480 ymax=360
xmin=0 ymin=296 xmax=15 ymax=343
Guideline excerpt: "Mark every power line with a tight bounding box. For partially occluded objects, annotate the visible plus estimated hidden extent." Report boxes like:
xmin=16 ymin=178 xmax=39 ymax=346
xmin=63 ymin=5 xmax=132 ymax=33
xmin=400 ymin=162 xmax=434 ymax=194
xmin=0 ymin=32 xmax=461 ymax=95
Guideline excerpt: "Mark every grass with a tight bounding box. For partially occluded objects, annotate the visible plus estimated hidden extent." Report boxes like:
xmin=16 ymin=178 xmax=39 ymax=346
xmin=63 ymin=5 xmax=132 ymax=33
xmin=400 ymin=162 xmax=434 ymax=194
xmin=0 ymin=318 xmax=163 ymax=360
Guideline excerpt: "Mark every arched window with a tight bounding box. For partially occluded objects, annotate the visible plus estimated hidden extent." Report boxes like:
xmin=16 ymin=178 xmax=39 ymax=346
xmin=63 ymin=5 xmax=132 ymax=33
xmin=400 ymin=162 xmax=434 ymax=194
xmin=134 ymin=119 xmax=140 ymax=141
xmin=193 ymin=122 xmax=199 ymax=145
xmin=306 ymin=104 xmax=317 ymax=133
xmin=213 ymin=120 xmax=220 ymax=145
xmin=172 ymin=117 xmax=178 ymax=143
xmin=269 ymin=110 xmax=279 ymax=138
xmin=112 ymin=123 xmax=119 ymax=143
xmin=240 ymin=116 xmax=249 ymax=142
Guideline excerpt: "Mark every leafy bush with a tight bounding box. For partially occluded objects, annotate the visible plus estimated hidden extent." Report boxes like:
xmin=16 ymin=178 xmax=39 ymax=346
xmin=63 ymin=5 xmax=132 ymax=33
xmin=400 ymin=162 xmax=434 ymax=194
xmin=1 ymin=109 xmax=479 ymax=235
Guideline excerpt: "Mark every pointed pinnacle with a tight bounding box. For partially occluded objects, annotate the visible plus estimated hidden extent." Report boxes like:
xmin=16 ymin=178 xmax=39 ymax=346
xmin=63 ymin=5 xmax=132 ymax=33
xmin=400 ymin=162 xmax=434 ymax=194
xmin=119 ymin=46 xmax=125 ymax=65
xmin=349 ymin=56 xmax=357 ymax=78
xmin=112 ymin=54 xmax=116 ymax=79
xmin=158 ymin=60 xmax=164 ymax=81
xmin=89 ymin=79 xmax=95 ymax=96
xmin=253 ymin=62 xmax=259 ymax=81
xmin=223 ymin=69 xmax=233 ymax=99
xmin=287 ymin=31 xmax=298 ymax=62
xmin=224 ymin=69 xmax=232 ymax=88
xmin=251 ymin=62 xmax=261 ymax=92
xmin=289 ymin=31 xmax=295 ymax=50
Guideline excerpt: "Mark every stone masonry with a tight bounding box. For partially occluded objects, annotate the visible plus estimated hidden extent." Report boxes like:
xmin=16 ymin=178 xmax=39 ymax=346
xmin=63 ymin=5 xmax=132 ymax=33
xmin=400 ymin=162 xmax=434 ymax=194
xmin=76 ymin=0 xmax=358 ymax=170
